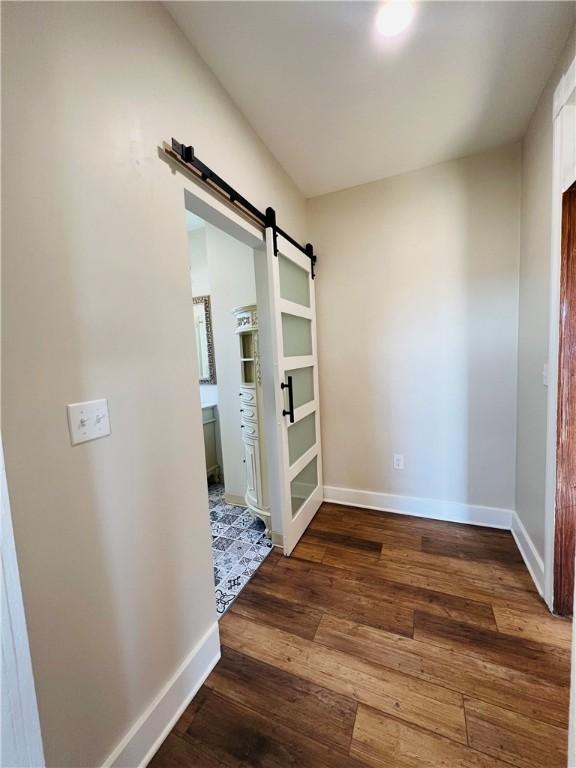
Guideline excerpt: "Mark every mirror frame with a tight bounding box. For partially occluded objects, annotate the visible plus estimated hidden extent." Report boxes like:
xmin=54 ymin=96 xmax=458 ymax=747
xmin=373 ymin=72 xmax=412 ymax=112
xmin=193 ymin=295 xmax=217 ymax=385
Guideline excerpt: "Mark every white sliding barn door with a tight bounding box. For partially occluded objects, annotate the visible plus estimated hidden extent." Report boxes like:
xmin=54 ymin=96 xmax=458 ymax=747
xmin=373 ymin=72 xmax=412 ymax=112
xmin=265 ymin=228 xmax=323 ymax=555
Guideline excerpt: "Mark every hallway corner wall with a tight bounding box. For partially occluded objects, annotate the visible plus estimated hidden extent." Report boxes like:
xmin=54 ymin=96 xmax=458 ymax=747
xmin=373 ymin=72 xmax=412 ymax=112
xmin=309 ymin=144 xmax=522 ymax=518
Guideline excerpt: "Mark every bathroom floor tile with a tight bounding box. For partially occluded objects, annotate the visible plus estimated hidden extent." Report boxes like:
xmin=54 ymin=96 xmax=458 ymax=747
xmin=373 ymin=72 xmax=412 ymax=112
xmin=213 ymin=536 xmax=235 ymax=553
xmin=210 ymin=520 xmax=230 ymax=538
xmin=236 ymin=528 xmax=265 ymax=545
xmin=208 ymin=483 xmax=272 ymax=616
xmin=226 ymin=539 xmax=253 ymax=560
xmin=217 ymin=512 xmax=241 ymax=526
xmin=234 ymin=511 xmax=255 ymax=529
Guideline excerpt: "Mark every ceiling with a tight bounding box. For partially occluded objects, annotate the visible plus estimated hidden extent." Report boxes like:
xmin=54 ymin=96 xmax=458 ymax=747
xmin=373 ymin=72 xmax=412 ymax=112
xmin=167 ymin=1 xmax=575 ymax=198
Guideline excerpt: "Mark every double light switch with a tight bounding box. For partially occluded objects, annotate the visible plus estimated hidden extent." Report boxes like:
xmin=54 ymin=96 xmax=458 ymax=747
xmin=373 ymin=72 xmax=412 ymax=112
xmin=67 ymin=399 xmax=111 ymax=445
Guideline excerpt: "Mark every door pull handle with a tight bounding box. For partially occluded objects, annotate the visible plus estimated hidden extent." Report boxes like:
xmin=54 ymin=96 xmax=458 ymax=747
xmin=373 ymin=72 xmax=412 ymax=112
xmin=281 ymin=376 xmax=295 ymax=424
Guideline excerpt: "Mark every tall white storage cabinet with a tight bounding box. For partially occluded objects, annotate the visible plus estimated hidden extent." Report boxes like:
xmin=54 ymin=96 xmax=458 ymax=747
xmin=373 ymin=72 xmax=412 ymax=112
xmin=234 ymin=305 xmax=271 ymax=533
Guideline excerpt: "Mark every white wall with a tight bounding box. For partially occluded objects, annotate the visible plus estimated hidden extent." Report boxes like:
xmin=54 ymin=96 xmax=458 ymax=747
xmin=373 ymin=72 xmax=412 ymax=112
xmin=516 ymin=27 xmax=576 ymax=560
xmin=1 ymin=3 xmax=306 ymax=767
xmin=188 ymin=228 xmax=210 ymax=296
xmin=188 ymin=223 xmax=257 ymax=500
xmin=309 ymin=144 xmax=521 ymax=513
xmin=199 ymin=385 xmax=218 ymax=408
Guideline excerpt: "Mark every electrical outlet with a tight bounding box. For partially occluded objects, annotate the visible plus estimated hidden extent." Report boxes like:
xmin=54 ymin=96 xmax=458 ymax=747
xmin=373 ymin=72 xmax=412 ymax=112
xmin=393 ymin=453 xmax=405 ymax=470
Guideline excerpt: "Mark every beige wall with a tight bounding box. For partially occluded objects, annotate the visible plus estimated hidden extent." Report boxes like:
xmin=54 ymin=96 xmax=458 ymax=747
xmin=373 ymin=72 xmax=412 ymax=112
xmin=309 ymin=144 xmax=521 ymax=511
xmin=1 ymin=3 xmax=305 ymax=767
xmin=516 ymin=27 xmax=576 ymax=559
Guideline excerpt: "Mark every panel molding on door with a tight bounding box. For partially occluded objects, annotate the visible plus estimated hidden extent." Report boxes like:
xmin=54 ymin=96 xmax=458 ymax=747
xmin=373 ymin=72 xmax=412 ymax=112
xmin=266 ymin=228 xmax=323 ymax=555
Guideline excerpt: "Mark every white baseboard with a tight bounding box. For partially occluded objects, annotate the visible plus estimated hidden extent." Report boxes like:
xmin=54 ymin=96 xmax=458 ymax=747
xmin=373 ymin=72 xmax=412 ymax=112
xmin=511 ymin=512 xmax=545 ymax=597
xmin=103 ymin=621 xmax=220 ymax=768
xmin=323 ymin=485 xmax=513 ymax=529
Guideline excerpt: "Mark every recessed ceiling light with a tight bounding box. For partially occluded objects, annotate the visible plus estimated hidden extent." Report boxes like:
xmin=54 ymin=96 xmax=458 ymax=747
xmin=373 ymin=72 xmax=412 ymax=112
xmin=375 ymin=1 xmax=416 ymax=38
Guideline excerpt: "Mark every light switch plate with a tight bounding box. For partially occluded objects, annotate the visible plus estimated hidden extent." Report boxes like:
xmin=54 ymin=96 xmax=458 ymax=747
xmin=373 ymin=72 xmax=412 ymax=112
xmin=67 ymin=399 xmax=111 ymax=445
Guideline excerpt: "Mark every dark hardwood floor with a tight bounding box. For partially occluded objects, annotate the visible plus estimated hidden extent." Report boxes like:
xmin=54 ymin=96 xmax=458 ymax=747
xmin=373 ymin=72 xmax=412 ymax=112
xmin=150 ymin=503 xmax=572 ymax=768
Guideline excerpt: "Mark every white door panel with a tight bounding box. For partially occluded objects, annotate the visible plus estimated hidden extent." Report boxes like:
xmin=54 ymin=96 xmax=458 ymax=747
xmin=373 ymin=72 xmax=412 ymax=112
xmin=265 ymin=228 xmax=323 ymax=555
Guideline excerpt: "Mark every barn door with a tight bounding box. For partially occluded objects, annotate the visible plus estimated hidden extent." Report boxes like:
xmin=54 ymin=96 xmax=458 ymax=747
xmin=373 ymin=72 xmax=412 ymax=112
xmin=265 ymin=227 xmax=323 ymax=555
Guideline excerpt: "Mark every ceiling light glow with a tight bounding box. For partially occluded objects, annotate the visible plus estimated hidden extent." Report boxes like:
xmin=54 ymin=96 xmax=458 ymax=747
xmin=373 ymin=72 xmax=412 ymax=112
xmin=375 ymin=1 xmax=415 ymax=38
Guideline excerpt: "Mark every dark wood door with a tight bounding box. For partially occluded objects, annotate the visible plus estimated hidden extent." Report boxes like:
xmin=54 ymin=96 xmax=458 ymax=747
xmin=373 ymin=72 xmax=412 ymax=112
xmin=554 ymin=184 xmax=576 ymax=616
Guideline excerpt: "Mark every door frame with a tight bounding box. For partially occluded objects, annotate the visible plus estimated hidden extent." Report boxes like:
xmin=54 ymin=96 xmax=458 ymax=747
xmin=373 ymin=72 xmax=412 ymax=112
xmin=179 ymin=179 xmax=302 ymax=550
xmin=1 ymin=437 xmax=45 ymax=767
xmin=544 ymin=53 xmax=576 ymax=611
xmin=553 ymin=184 xmax=576 ymax=616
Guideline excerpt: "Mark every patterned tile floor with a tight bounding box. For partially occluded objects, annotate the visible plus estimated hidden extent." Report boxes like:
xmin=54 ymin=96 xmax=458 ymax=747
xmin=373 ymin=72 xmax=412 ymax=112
xmin=209 ymin=483 xmax=272 ymax=615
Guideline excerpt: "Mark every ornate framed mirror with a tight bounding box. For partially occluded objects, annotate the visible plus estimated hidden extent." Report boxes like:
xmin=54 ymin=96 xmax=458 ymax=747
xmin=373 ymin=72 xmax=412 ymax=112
xmin=193 ymin=295 xmax=217 ymax=384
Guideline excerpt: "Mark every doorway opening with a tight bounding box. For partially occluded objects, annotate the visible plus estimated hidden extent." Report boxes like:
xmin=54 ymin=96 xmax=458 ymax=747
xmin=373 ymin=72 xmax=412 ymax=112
xmin=175 ymin=160 xmax=324 ymax=613
xmin=554 ymin=182 xmax=576 ymax=616
xmin=186 ymin=208 xmax=273 ymax=616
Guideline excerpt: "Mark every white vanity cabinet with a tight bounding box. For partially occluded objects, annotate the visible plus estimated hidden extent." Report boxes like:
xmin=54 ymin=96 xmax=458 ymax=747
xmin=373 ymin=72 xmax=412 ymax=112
xmin=201 ymin=405 xmax=221 ymax=483
xmin=234 ymin=305 xmax=271 ymax=532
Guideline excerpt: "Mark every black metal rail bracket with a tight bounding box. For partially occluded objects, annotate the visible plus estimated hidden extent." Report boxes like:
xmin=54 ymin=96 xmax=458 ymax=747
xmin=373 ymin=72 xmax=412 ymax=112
xmin=169 ymin=138 xmax=317 ymax=278
xmin=265 ymin=207 xmax=278 ymax=257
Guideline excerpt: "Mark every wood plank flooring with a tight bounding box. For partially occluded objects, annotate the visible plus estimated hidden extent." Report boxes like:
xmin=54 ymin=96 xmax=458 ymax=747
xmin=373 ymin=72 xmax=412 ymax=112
xmin=150 ymin=503 xmax=572 ymax=768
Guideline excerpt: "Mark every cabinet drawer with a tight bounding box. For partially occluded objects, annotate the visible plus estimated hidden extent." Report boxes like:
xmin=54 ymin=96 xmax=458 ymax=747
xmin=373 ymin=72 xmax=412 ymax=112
xmin=241 ymin=419 xmax=258 ymax=439
xmin=240 ymin=403 xmax=257 ymax=421
xmin=239 ymin=387 xmax=256 ymax=405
